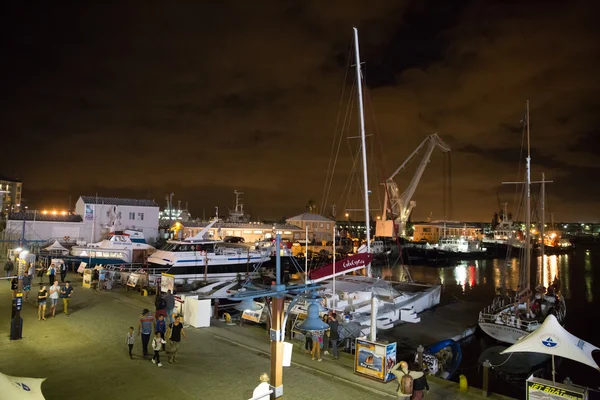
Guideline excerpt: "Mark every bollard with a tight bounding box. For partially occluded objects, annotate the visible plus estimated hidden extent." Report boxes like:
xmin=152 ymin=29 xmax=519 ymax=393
xmin=141 ymin=289 xmax=148 ymax=296
xmin=459 ymin=374 xmax=468 ymax=392
xmin=482 ymin=360 xmax=491 ymax=397
xmin=417 ymin=344 xmax=424 ymax=369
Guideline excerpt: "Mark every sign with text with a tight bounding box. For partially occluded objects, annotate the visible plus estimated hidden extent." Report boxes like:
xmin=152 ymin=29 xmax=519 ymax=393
xmin=242 ymin=306 xmax=264 ymax=323
xmin=527 ymin=377 xmax=587 ymax=400
xmin=310 ymin=253 xmax=372 ymax=281
xmin=160 ymin=273 xmax=174 ymax=293
xmin=355 ymin=339 xmax=385 ymax=380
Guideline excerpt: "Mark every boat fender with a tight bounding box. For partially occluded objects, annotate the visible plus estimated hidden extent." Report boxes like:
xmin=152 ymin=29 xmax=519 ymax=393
xmin=459 ymin=374 xmax=468 ymax=392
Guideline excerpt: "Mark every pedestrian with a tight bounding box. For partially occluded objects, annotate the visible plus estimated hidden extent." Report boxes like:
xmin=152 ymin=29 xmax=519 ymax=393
xmin=164 ymin=290 xmax=175 ymax=325
xmin=48 ymin=280 xmax=60 ymax=317
xmin=92 ymin=269 xmax=99 ymax=291
xmin=311 ymin=330 xmax=322 ymax=362
xmin=138 ymin=308 xmax=155 ymax=359
xmin=48 ymin=264 xmax=56 ymax=285
xmin=23 ymin=274 xmax=32 ymax=301
xmin=10 ymin=278 xmax=18 ymax=298
xmin=322 ymin=314 xmax=330 ymax=355
xmin=151 ymin=331 xmax=166 ymax=367
xmin=155 ymin=293 xmax=167 ymax=320
xmin=328 ymin=313 xmax=340 ymax=359
xmin=411 ymin=362 xmax=429 ymax=400
xmin=27 ymin=263 xmax=35 ymax=278
xmin=4 ymin=258 xmax=14 ymax=277
xmin=167 ymin=315 xmax=187 ymax=363
xmin=59 ymin=262 xmax=67 ymax=283
xmin=38 ymin=285 xmax=48 ymax=320
xmin=126 ymin=326 xmax=135 ymax=359
xmin=37 ymin=263 xmax=46 ymax=284
xmin=60 ymin=280 xmax=74 ymax=315
xmin=304 ymin=335 xmax=313 ymax=354
xmin=156 ymin=314 xmax=167 ymax=351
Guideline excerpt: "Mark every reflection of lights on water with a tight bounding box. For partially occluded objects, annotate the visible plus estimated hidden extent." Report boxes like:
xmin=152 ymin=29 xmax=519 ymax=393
xmin=454 ymin=265 xmax=467 ymax=292
xmin=438 ymin=269 xmax=445 ymax=285
xmin=558 ymin=254 xmax=570 ymax=299
xmin=468 ymin=265 xmax=476 ymax=287
xmin=584 ymin=252 xmax=593 ymax=303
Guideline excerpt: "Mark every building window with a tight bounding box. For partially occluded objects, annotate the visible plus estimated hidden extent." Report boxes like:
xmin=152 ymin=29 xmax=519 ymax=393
xmin=423 ymin=228 xmax=431 ymax=233
xmin=326 ymin=223 xmax=330 ymax=230
xmin=313 ymin=222 xmax=317 ymax=228
xmin=129 ymin=212 xmax=135 ymax=220
xmin=138 ymin=213 xmax=144 ymax=221
xmin=320 ymin=223 xmax=324 ymax=228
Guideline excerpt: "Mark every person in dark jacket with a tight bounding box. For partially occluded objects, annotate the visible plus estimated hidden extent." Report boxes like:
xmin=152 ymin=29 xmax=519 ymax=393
xmin=328 ymin=313 xmax=340 ymax=359
xmin=411 ymin=362 xmax=429 ymax=400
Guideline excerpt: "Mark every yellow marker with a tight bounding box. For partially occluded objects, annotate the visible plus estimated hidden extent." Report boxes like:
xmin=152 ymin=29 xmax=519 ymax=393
xmin=459 ymin=374 xmax=468 ymax=392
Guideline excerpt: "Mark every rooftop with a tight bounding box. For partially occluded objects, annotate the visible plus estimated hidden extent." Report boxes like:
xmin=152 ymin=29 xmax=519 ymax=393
xmin=287 ymin=212 xmax=334 ymax=222
xmin=177 ymin=221 xmax=301 ymax=230
xmin=9 ymin=212 xmax=83 ymax=222
xmin=0 ymin=174 xmax=22 ymax=183
xmin=79 ymin=196 xmax=158 ymax=207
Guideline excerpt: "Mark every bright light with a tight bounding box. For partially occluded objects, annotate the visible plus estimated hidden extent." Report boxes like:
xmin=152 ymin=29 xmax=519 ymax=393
xmin=51 ymin=210 xmax=57 ymax=215
xmin=42 ymin=210 xmax=48 ymax=215
xmin=345 ymin=213 xmax=349 ymax=217
xmin=376 ymin=216 xmax=381 ymax=220
xmin=15 ymin=247 xmax=22 ymax=252
xmin=61 ymin=211 xmax=67 ymax=216
xmin=19 ymin=250 xmax=29 ymax=257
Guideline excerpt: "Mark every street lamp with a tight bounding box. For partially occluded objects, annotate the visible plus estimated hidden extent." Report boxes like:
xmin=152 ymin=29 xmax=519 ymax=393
xmin=228 ymin=233 xmax=322 ymax=399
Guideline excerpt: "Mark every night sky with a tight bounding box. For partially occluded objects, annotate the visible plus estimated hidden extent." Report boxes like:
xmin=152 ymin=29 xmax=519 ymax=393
xmin=2 ymin=1 xmax=599 ymax=222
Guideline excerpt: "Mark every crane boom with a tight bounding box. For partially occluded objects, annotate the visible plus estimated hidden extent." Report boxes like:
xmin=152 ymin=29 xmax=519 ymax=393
xmin=376 ymin=133 xmax=450 ymax=238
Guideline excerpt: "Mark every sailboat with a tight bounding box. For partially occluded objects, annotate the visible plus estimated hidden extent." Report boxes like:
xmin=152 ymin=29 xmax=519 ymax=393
xmin=478 ymin=102 xmax=566 ymax=344
xmin=291 ymin=28 xmax=441 ymax=335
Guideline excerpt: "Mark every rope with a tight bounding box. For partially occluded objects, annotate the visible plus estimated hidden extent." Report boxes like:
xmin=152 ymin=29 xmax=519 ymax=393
xmin=488 ymin=351 xmax=515 ymax=368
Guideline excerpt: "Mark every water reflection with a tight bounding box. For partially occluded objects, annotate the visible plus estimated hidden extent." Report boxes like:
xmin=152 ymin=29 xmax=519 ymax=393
xmin=584 ymin=250 xmax=593 ymax=303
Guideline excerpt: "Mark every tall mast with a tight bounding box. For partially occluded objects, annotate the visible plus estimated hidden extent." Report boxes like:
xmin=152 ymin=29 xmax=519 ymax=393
xmin=353 ymin=27 xmax=372 ymax=278
xmin=540 ymin=172 xmax=545 ymax=285
xmin=525 ymin=100 xmax=531 ymax=291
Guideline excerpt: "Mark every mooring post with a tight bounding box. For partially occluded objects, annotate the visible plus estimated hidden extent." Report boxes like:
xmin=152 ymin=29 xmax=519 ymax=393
xmin=482 ymin=359 xmax=491 ymax=397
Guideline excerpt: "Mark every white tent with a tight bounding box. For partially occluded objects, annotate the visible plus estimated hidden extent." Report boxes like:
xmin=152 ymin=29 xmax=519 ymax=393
xmin=42 ymin=241 xmax=69 ymax=255
xmin=501 ymin=314 xmax=600 ymax=382
xmin=0 ymin=372 xmax=46 ymax=400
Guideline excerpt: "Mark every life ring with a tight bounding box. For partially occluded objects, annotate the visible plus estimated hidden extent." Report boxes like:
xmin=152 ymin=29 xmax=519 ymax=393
xmin=63 ymin=236 xmax=71 ymax=242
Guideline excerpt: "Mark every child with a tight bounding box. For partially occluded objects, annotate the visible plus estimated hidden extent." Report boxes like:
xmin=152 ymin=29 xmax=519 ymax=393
xmin=155 ymin=315 xmax=166 ymax=351
xmin=151 ymin=331 xmax=166 ymax=367
xmin=126 ymin=326 xmax=135 ymax=359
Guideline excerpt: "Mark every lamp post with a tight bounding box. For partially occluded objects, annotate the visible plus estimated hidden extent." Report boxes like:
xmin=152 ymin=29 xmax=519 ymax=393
xmin=229 ymin=233 xmax=322 ymax=399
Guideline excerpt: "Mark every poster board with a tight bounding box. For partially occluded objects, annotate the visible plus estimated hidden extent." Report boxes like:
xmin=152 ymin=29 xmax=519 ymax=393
xmin=77 ymin=262 xmax=87 ymax=274
xmin=242 ymin=306 xmax=264 ymax=323
xmin=82 ymin=269 xmax=91 ymax=288
xmin=526 ymin=377 xmax=587 ymax=400
xmin=127 ymin=273 xmax=139 ymax=287
xmin=161 ymin=273 xmax=174 ymax=293
xmin=355 ymin=339 xmax=396 ymax=382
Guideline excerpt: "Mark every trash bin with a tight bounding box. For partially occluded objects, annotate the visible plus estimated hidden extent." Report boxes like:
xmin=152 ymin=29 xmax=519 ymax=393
xmin=282 ymin=342 xmax=293 ymax=367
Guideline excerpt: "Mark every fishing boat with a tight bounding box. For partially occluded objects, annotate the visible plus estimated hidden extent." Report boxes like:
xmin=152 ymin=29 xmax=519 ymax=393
xmin=478 ymin=102 xmax=567 ymax=344
xmin=70 ymin=229 xmax=155 ymax=265
xmin=416 ymin=339 xmax=462 ymax=380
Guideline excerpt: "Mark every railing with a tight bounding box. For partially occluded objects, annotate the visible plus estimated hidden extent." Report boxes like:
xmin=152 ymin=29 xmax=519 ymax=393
xmin=478 ymin=310 xmax=540 ymax=332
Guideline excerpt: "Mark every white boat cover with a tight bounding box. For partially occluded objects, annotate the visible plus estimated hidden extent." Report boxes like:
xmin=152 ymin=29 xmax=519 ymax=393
xmin=501 ymin=314 xmax=600 ymax=371
xmin=42 ymin=240 xmax=68 ymax=253
xmin=0 ymin=372 xmax=46 ymax=400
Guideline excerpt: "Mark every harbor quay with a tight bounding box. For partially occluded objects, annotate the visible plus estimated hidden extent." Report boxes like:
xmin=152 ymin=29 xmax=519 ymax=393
xmin=1 ymin=274 xmax=513 ymax=400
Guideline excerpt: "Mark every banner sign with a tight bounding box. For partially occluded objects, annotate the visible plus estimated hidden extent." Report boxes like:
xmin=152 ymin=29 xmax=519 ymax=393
xmin=242 ymin=306 xmax=264 ymax=323
xmin=527 ymin=377 xmax=586 ymax=400
xmin=355 ymin=339 xmax=385 ymax=380
xmin=310 ymin=253 xmax=372 ymax=281
xmin=127 ymin=273 xmax=139 ymax=287
xmin=84 ymin=205 xmax=94 ymax=221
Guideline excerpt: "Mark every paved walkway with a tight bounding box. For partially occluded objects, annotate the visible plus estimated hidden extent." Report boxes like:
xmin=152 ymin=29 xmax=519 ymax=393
xmin=1 ymin=275 xmax=514 ymax=399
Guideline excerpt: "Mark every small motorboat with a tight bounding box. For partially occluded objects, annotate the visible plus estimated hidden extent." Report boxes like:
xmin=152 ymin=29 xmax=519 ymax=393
xmin=415 ymin=339 xmax=462 ymax=380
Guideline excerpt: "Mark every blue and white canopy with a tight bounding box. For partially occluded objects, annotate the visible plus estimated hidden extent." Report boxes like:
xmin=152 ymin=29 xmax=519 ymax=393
xmin=0 ymin=372 xmax=46 ymax=400
xmin=501 ymin=314 xmax=599 ymax=371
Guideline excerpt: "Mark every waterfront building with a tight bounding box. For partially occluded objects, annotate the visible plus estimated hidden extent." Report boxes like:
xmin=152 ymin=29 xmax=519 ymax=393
xmin=0 ymin=174 xmax=22 ymax=214
xmin=75 ymin=196 xmax=160 ymax=244
xmin=286 ymin=212 xmax=335 ymax=244
xmin=412 ymin=221 xmax=483 ymax=243
xmin=172 ymin=220 xmax=301 ymax=243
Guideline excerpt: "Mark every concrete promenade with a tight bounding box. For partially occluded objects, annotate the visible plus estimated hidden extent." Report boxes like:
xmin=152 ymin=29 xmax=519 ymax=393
xmin=1 ymin=274 xmax=514 ymax=399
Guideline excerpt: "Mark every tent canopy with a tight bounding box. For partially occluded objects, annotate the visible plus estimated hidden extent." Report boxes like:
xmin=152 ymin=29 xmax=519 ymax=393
xmin=501 ymin=314 xmax=600 ymax=371
xmin=0 ymin=372 xmax=46 ymax=400
xmin=42 ymin=241 xmax=68 ymax=252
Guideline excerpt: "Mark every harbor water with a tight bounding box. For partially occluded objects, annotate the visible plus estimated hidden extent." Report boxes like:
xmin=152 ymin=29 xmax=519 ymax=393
xmin=377 ymin=243 xmax=600 ymax=399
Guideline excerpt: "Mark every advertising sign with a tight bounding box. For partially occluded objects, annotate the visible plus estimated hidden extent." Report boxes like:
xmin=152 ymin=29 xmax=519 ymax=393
xmin=355 ymin=339 xmax=385 ymax=380
xmin=127 ymin=273 xmax=139 ymax=287
xmin=527 ymin=377 xmax=586 ymax=400
xmin=385 ymin=342 xmax=397 ymax=382
xmin=160 ymin=273 xmax=175 ymax=293
xmin=84 ymin=205 xmax=94 ymax=221
xmin=310 ymin=253 xmax=373 ymax=281
xmin=242 ymin=306 xmax=264 ymax=323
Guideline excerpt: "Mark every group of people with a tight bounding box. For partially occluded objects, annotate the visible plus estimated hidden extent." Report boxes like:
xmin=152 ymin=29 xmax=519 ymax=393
xmin=128 ymin=290 xmax=185 ymax=367
xmin=391 ymin=361 xmax=429 ymax=400
xmin=36 ymin=280 xmax=74 ymax=319
xmin=304 ymin=312 xmax=340 ymax=362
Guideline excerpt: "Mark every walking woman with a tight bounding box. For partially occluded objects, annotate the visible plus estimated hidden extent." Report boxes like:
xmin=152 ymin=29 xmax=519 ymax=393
xmin=38 ymin=285 xmax=48 ymax=320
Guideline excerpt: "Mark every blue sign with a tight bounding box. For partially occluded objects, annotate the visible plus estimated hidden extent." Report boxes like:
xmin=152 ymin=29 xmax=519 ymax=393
xmin=16 ymin=382 xmax=31 ymax=391
xmin=541 ymin=336 xmax=558 ymax=348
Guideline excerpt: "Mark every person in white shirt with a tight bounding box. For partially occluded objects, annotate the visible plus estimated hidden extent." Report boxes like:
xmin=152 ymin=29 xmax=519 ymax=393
xmin=48 ymin=280 xmax=60 ymax=317
xmin=151 ymin=331 xmax=166 ymax=367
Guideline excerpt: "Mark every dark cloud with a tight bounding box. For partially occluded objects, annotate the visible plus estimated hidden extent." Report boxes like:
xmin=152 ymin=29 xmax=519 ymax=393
xmin=1 ymin=0 xmax=599 ymax=222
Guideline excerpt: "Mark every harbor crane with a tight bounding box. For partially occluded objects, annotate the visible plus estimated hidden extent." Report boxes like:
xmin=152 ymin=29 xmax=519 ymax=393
xmin=376 ymin=133 xmax=450 ymax=238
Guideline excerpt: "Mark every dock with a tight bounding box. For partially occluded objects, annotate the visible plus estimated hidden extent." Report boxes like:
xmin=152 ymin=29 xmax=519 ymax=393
xmin=381 ymin=301 xmax=485 ymax=349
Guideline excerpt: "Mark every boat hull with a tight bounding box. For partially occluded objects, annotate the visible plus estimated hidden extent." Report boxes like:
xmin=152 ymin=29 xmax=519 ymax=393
xmin=418 ymin=339 xmax=462 ymax=380
xmin=478 ymin=322 xmax=526 ymax=344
